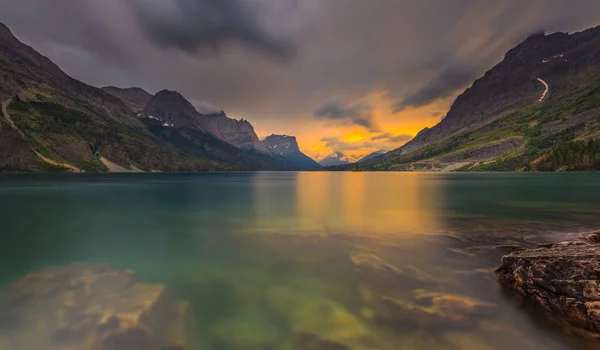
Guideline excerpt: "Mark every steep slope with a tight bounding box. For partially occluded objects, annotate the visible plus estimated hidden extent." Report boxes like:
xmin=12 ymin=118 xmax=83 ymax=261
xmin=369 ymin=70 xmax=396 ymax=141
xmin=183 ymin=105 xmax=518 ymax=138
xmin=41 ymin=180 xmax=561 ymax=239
xmin=0 ymin=23 xmax=227 ymax=172
xmin=102 ymin=86 xmax=153 ymax=113
xmin=141 ymin=91 xmax=289 ymax=170
xmin=319 ymin=152 xmax=353 ymax=167
xmin=263 ymin=135 xmax=322 ymax=170
xmin=366 ymin=26 xmax=600 ymax=171
xmin=201 ymin=112 xmax=273 ymax=155
xmin=358 ymin=150 xmax=387 ymax=163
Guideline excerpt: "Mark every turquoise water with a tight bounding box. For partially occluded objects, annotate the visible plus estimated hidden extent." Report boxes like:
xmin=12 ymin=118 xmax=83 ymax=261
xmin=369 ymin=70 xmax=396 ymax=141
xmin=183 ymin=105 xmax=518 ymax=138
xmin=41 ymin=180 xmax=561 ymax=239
xmin=1 ymin=172 xmax=600 ymax=349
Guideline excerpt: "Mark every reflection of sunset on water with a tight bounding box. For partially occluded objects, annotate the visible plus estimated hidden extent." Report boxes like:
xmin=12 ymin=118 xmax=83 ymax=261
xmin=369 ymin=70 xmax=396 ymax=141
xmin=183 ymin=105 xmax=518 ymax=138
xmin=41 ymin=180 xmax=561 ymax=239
xmin=296 ymin=172 xmax=442 ymax=235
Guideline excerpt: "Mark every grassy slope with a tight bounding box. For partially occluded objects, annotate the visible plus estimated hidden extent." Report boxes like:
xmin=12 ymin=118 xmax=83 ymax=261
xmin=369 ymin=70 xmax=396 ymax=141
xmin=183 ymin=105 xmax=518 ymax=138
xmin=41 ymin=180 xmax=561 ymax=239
xmin=7 ymin=97 xmax=230 ymax=172
xmin=366 ymin=68 xmax=600 ymax=172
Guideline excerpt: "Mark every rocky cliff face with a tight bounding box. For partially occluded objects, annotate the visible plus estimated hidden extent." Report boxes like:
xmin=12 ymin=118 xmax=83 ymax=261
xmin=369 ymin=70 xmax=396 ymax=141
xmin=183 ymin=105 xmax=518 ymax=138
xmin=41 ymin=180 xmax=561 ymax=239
xmin=102 ymin=86 xmax=153 ymax=114
xmin=367 ymin=26 xmax=600 ymax=171
xmin=202 ymin=113 xmax=272 ymax=154
xmin=143 ymin=92 xmax=272 ymax=155
xmin=263 ymin=134 xmax=301 ymax=155
xmin=496 ymin=233 xmax=600 ymax=336
xmin=140 ymin=91 xmax=290 ymax=169
xmin=142 ymin=90 xmax=206 ymax=130
xmin=264 ymin=134 xmax=322 ymax=170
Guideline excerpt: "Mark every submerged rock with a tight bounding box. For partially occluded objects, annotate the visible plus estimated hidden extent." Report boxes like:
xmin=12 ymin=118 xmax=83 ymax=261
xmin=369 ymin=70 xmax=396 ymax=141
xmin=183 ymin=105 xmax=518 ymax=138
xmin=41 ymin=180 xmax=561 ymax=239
xmin=266 ymin=285 xmax=379 ymax=349
xmin=374 ymin=290 xmax=495 ymax=332
xmin=291 ymin=332 xmax=351 ymax=350
xmin=0 ymin=263 xmax=199 ymax=350
xmin=496 ymin=233 xmax=600 ymax=335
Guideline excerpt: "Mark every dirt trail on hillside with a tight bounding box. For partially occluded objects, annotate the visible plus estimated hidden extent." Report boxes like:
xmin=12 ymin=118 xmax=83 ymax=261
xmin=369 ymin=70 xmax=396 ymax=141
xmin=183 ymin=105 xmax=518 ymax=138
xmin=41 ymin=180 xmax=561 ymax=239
xmin=2 ymin=98 xmax=82 ymax=172
xmin=537 ymin=78 xmax=549 ymax=102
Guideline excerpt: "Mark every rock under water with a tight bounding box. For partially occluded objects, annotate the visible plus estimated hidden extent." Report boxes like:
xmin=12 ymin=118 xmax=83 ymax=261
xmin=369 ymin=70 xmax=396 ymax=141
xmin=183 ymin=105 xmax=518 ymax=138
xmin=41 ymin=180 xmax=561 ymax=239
xmin=496 ymin=233 xmax=600 ymax=337
xmin=0 ymin=263 xmax=199 ymax=350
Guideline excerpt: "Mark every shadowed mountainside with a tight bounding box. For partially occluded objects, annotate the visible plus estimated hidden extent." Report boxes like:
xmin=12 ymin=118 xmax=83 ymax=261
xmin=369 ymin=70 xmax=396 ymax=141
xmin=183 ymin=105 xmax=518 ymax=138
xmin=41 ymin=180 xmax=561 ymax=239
xmin=361 ymin=27 xmax=600 ymax=171
xmin=0 ymin=23 xmax=228 ymax=172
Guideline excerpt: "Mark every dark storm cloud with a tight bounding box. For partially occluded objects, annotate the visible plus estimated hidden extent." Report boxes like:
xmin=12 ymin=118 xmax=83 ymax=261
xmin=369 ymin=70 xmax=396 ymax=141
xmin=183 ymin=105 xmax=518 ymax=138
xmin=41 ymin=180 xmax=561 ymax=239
xmin=394 ymin=66 xmax=480 ymax=113
xmin=370 ymin=133 xmax=412 ymax=142
xmin=313 ymin=102 xmax=377 ymax=131
xmin=128 ymin=0 xmax=294 ymax=59
xmin=1 ymin=0 xmax=600 ymax=129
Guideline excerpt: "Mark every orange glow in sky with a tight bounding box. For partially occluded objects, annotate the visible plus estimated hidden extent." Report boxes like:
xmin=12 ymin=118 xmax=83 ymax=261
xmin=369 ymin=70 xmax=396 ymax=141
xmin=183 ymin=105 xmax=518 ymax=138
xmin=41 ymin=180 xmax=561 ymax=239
xmin=253 ymin=92 xmax=454 ymax=161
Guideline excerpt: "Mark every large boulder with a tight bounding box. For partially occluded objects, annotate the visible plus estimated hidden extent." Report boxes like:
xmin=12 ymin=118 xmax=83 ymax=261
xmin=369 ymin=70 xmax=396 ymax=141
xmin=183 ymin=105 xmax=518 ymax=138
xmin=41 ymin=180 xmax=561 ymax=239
xmin=496 ymin=233 xmax=600 ymax=335
xmin=0 ymin=263 xmax=199 ymax=350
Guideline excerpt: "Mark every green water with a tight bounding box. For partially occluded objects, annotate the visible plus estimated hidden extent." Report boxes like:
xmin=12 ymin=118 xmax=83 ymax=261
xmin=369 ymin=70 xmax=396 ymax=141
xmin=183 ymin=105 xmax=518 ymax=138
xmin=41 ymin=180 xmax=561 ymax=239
xmin=1 ymin=172 xmax=600 ymax=349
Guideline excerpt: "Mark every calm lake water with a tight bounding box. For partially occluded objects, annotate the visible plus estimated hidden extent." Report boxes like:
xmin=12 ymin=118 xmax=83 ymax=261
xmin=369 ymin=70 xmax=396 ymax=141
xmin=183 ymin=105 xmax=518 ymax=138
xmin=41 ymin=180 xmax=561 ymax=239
xmin=1 ymin=172 xmax=600 ymax=349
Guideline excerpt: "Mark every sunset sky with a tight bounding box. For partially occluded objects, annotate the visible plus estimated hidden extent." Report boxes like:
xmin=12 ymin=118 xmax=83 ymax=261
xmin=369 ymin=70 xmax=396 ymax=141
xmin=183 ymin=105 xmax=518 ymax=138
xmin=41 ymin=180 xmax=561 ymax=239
xmin=2 ymin=0 xmax=600 ymax=160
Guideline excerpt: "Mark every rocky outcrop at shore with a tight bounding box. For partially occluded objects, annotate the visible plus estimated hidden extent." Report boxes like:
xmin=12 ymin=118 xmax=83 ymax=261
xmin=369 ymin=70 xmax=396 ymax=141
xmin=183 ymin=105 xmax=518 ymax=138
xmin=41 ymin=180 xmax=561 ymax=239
xmin=496 ymin=233 xmax=600 ymax=336
xmin=0 ymin=263 xmax=199 ymax=350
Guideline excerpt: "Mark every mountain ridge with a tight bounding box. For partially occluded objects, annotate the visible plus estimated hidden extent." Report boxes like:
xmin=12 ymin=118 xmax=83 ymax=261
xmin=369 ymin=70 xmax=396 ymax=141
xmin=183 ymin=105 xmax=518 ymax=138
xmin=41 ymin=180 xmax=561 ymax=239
xmin=102 ymin=86 xmax=153 ymax=114
xmin=362 ymin=26 xmax=600 ymax=171
xmin=0 ymin=22 xmax=229 ymax=172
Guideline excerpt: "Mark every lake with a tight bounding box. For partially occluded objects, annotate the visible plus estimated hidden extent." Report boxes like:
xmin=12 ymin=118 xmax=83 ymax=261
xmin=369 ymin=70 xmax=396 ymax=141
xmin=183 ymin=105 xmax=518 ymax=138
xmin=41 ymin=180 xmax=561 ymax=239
xmin=1 ymin=172 xmax=600 ymax=349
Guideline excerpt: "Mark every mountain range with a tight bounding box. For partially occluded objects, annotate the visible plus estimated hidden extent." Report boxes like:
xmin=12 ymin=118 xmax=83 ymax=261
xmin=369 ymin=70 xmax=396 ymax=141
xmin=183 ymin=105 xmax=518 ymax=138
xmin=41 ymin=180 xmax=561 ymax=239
xmin=2 ymin=21 xmax=600 ymax=173
xmin=353 ymin=27 xmax=600 ymax=172
xmin=0 ymin=23 xmax=318 ymax=172
xmin=318 ymin=152 xmax=360 ymax=167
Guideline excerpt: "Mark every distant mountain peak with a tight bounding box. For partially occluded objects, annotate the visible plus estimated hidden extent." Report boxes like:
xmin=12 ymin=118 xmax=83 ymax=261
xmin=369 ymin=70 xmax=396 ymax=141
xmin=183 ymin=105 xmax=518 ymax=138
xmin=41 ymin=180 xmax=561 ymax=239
xmin=263 ymin=134 xmax=300 ymax=154
xmin=319 ymin=151 xmax=355 ymax=167
xmin=263 ymin=134 xmax=321 ymax=170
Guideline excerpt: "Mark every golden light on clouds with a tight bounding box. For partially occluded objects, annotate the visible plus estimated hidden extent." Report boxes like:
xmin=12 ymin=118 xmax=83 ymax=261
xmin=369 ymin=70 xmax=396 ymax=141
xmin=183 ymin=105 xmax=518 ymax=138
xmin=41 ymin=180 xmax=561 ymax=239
xmin=251 ymin=89 xmax=455 ymax=162
xmin=306 ymin=92 xmax=453 ymax=161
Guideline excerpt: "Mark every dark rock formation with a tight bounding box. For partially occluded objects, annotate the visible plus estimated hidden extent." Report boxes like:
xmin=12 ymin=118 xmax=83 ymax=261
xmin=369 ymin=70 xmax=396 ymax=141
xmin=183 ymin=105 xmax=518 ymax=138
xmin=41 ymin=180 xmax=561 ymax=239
xmin=0 ymin=263 xmax=199 ymax=350
xmin=496 ymin=233 xmax=600 ymax=336
xmin=263 ymin=134 xmax=322 ymax=170
xmin=201 ymin=112 xmax=272 ymax=155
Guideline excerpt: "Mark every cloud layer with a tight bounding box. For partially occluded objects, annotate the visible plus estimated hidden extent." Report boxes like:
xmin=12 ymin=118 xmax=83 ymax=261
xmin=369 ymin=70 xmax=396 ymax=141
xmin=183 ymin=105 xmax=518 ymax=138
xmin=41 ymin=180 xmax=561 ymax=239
xmin=1 ymin=0 xmax=600 ymax=156
xmin=128 ymin=0 xmax=294 ymax=59
xmin=313 ymin=101 xmax=377 ymax=131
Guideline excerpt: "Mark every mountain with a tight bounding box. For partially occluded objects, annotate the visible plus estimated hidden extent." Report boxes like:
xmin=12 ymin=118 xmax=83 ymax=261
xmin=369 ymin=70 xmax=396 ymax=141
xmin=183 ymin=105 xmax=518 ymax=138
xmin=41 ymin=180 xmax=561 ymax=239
xmin=201 ymin=112 xmax=273 ymax=155
xmin=0 ymin=22 xmax=226 ymax=172
xmin=142 ymin=90 xmax=272 ymax=154
xmin=263 ymin=135 xmax=322 ymax=170
xmin=140 ymin=91 xmax=289 ymax=170
xmin=319 ymin=152 xmax=353 ymax=167
xmin=358 ymin=150 xmax=387 ymax=163
xmin=102 ymin=86 xmax=153 ymax=114
xmin=364 ymin=26 xmax=600 ymax=171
